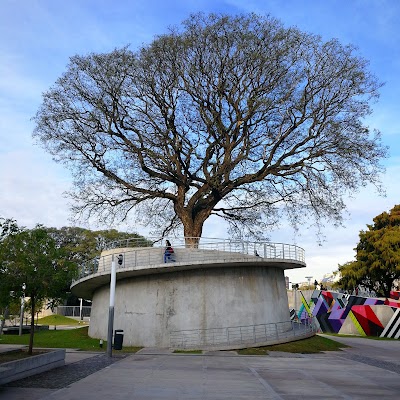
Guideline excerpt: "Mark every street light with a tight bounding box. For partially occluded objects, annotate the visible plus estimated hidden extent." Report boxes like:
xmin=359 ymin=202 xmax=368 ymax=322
xmin=19 ymin=283 xmax=26 ymax=336
xmin=305 ymin=276 xmax=313 ymax=290
xmin=107 ymin=255 xmax=117 ymax=357
xmin=291 ymin=283 xmax=299 ymax=311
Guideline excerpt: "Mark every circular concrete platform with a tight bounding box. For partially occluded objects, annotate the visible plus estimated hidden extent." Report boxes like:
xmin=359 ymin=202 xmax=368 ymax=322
xmin=71 ymin=242 xmax=306 ymax=348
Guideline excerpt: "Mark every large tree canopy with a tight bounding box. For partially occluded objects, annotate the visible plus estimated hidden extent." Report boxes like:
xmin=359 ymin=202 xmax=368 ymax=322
xmin=33 ymin=13 xmax=386 ymax=242
xmin=336 ymin=205 xmax=400 ymax=297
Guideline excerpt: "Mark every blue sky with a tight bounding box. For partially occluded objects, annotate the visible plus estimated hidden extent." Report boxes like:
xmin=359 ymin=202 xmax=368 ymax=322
xmin=1 ymin=0 xmax=399 ymax=283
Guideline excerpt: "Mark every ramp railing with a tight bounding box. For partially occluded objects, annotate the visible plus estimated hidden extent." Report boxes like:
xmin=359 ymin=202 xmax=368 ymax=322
xmin=169 ymin=318 xmax=316 ymax=350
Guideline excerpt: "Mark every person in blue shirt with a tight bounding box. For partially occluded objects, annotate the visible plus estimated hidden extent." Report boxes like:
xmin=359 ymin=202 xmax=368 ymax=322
xmin=164 ymin=240 xmax=175 ymax=263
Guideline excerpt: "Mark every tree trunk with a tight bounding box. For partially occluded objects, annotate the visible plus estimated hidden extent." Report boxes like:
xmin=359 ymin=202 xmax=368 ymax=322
xmin=384 ymin=279 xmax=394 ymax=299
xmin=183 ymin=220 xmax=204 ymax=248
xmin=28 ymin=294 xmax=35 ymax=355
xmin=179 ymin=204 xmax=212 ymax=247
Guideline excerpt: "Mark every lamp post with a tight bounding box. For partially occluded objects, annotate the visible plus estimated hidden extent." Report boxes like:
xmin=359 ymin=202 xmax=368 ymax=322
xmin=305 ymin=276 xmax=313 ymax=290
xmin=292 ymin=283 xmax=298 ymax=311
xmin=107 ymin=255 xmax=116 ymax=357
xmin=19 ymin=283 xmax=26 ymax=336
xmin=79 ymin=298 xmax=83 ymax=321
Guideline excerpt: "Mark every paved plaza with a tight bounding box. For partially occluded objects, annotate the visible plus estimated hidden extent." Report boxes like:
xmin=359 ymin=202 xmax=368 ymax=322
xmin=1 ymin=336 xmax=399 ymax=399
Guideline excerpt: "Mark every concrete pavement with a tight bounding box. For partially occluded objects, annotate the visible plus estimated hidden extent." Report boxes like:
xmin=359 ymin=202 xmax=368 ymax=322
xmin=1 ymin=336 xmax=399 ymax=399
xmin=318 ymin=334 xmax=400 ymax=365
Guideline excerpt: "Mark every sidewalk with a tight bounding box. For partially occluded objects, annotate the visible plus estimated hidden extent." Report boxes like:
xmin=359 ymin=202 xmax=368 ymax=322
xmin=1 ymin=336 xmax=399 ymax=399
xmin=318 ymin=334 xmax=400 ymax=364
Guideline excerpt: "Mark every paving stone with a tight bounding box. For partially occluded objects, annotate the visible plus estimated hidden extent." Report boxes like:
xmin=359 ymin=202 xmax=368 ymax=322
xmin=3 ymin=353 xmax=128 ymax=389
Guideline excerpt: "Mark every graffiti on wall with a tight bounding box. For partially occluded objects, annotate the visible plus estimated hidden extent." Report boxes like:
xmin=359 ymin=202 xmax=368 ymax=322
xmin=296 ymin=290 xmax=400 ymax=339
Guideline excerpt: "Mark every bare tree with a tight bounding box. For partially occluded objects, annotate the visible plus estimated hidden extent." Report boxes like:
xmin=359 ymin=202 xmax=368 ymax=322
xmin=33 ymin=13 xmax=387 ymax=244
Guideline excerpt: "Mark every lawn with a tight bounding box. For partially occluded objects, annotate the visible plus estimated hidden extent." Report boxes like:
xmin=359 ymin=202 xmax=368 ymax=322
xmin=323 ymin=332 xmax=398 ymax=341
xmin=36 ymin=314 xmax=87 ymax=326
xmin=0 ymin=328 xmax=348 ymax=355
xmin=0 ymin=326 xmax=141 ymax=352
xmin=237 ymin=335 xmax=349 ymax=355
xmin=173 ymin=349 xmax=203 ymax=354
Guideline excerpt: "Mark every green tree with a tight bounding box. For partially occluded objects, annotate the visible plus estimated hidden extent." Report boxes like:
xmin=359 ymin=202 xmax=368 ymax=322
xmin=337 ymin=205 xmax=400 ymax=297
xmin=45 ymin=226 xmax=148 ymax=265
xmin=33 ymin=13 xmax=386 ymax=244
xmin=0 ymin=217 xmax=22 ymax=334
xmin=44 ymin=226 xmax=150 ymax=304
xmin=0 ymin=226 xmax=77 ymax=353
xmin=0 ymin=217 xmax=20 ymax=241
xmin=334 ymin=261 xmax=359 ymax=293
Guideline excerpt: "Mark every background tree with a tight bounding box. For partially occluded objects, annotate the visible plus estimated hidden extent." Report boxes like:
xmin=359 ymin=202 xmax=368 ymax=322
xmin=0 ymin=217 xmax=22 ymax=334
xmin=334 ymin=261 xmax=360 ymax=294
xmin=44 ymin=226 xmax=150 ymax=305
xmin=336 ymin=205 xmax=400 ymax=297
xmin=0 ymin=225 xmax=77 ymax=353
xmin=45 ymin=226 xmax=150 ymax=267
xmin=33 ymin=13 xmax=386 ymax=244
xmin=0 ymin=217 xmax=20 ymax=241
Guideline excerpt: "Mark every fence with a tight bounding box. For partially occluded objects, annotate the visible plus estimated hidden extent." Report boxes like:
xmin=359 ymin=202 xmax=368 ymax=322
xmin=170 ymin=318 xmax=316 ymax=350
xmin=105 ymin=237 xmax=305 ymax=262
xmin=55 ymin=306 xmax=91 ymax=319
xmin=74 ymin=238 xmax=305 ymax=281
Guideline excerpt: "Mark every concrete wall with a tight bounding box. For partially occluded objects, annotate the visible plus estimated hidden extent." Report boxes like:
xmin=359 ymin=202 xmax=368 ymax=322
xmin=0 ymin=349 xmax=65 ymax=385
xmin=89 ymin=265 xmax=290 ymax=347
xmin=287 ymin=290 xmax=313 ymax=309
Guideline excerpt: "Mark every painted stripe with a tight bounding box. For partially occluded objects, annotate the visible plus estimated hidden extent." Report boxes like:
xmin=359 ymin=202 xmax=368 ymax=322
xmin=300 ymin=292 xmax=311 ymax=314
xmin=388 ymin=312 xmax=400 ymax=339
xmin=349 ymin=310 xmax=366 ymax=336
xmin=381 ymin=308 xmax=400 ymax=338
xmin=393 ymin=323 xmax=400 ymax=339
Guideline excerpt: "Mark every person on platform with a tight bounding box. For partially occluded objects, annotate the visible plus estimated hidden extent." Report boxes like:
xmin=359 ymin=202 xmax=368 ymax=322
xmin=164 ymin=240 xmax=175 ymax=263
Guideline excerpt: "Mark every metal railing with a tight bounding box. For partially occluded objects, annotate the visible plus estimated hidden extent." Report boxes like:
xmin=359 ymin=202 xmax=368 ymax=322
xmin=73 ymin=237 xmax=305 ymax=281
xmin=105 ymin=237 xmax=305 ymax=261
xmin=55 ymin=306 xmax=91 ymax=319
xmin=170 ymin=318 xmax=316 ymax=350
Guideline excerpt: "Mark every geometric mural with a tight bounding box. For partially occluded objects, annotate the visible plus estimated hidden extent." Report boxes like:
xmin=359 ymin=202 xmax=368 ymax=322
xmin=381 ymin=308 xmax=400 ymax=339
xmin=295 ymin=290 xmax=400 ymax=339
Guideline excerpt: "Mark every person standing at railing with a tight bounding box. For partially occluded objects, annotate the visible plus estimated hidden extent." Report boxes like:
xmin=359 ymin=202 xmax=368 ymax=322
xmin=164 ymin=240 xmax=175 ymax=263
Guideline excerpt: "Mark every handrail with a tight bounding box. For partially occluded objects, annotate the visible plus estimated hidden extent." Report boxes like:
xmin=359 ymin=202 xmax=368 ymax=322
xmin=72 ymin=238 xmax=305 ymax=282
xmin=105 ymin=236 xmax=304 ymax=257
xmin=104 ymin=237 xmax=305 ymax=263
xmin=72 ymin=238 xmax=305 ymax=279
xmin=170 ymin=318 xmax=316 ymax=350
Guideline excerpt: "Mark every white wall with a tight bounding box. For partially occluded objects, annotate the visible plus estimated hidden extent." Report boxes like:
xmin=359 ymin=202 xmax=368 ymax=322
xmin=89 ymin=265 xmax=290 ymax=347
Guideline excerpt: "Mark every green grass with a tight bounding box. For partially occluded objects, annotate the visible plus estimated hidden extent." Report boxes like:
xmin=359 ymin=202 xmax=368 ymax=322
xmin=237 ymin=335 xmax=349 ymax=355
xmin=0 ymin=326 xmax=141 ymax=352
xmin=36 ymin=315 xmax=86 ymax=326
xmin=0 ymin=327 xmax=352 ymax=355
xmin=322 ymin=332 xmax=398 ymax=341
xmin=173 ymin=349 xmax=203 ymax=354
